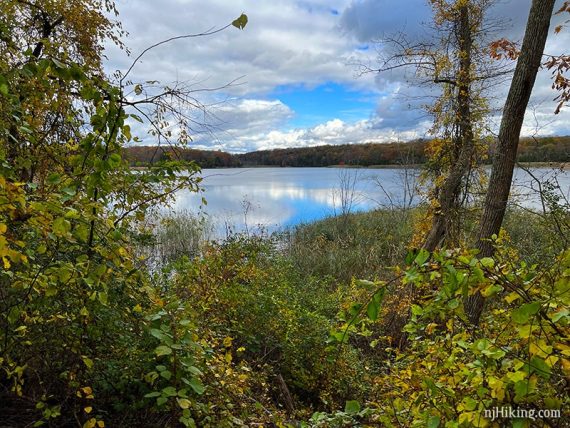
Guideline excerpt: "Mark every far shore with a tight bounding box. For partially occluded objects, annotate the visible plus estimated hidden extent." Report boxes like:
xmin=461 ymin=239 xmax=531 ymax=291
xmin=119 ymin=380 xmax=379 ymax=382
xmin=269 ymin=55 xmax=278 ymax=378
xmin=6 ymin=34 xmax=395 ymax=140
xmin=331 ymin=162 xmax=569 ymax=170
xmin=130 ymin=161 xmax=569 ymax=170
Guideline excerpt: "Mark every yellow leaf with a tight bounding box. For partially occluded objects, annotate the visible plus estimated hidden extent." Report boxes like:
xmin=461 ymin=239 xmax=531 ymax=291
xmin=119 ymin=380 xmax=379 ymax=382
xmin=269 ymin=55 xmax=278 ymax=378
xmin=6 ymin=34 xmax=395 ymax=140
xmin=84 ymin=406 xmax=92 ymax=414
xmin=507 ymin=371 xmax=526 ymax=383
xmin=488 ymin=376 xmax=505 ymax=401
xmin=458 ymin=412 xmax=474 ymax=424
xmin=530 ymin=341 xmax=552 ymax=358
xmin=426 ymin=322 xmax=437 ymax=334
xmin=177 ymin=398 xmax=191 ymax=409
xmin=561 ymin=358 xmax=570 ymax=376
xmin=83 ymin=418 xmax=96 ymax=428
xmin=545 ymin=355 xmax=559 ymax=367
xmin=517 ymin=324 xmax=532 ymax=339
xmin=82 ymin=356 xmax=94 ymax=369
xmin=555 ymin=343 xmax=570 ymax=356
xmin=505 ymin=291 xmax=520 ymax=304
xmin=97 ymin=421 xmax=105 ymax=427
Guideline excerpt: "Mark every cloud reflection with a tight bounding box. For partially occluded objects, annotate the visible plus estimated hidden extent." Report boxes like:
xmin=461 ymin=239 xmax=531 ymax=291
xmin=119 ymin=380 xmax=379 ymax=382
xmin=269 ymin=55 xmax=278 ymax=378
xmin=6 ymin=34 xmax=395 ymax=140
xmin=168 ymin=167 xmax=569 ymax=237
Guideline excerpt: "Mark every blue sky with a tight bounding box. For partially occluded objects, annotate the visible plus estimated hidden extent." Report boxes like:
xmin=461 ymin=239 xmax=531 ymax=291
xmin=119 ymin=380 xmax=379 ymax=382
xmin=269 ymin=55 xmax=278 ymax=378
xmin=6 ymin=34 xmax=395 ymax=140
xmin=105 ymin=0 xmax=570 ymax=153
xmin=270 ymin=82 xmax=378 ymax=128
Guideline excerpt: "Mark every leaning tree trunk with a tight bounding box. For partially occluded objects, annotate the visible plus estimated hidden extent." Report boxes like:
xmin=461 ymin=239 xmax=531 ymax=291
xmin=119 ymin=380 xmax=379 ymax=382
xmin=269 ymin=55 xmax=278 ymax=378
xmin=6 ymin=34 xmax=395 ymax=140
xmin=465 ymin=0 xmax=557 ymax=325
xmin=423 ymin=4 xmax=474 ymax=252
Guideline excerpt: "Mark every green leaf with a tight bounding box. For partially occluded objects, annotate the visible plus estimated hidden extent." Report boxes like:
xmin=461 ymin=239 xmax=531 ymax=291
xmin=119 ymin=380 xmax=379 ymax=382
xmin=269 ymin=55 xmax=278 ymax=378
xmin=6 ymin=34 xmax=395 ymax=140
xmin=52 ymin=217 xmax=71 ymax=236
xmin=47 ymin=173 xmax=61 ymax=185
xmin=447 ymin=298 xmax=459 ymax=309
xmin=144 ymin=391 xmax=161 ymax=398
xmin=156 ymin=396 xmax=168 ymax=406
xmin=155 ymin=345 xmax=172 ymax=356
xmin=51 ymin=58 xmax=66 ymax=68
xmin=551 ymin=308 xmax=569 ymax=323
xmin=348 ymin=303 xmax=362 ymax=318
xmin=183 ymin=377 xmax=204 ymax=395
xmin=530 ymin=356 xmax=551 ymax=379
xmin=356 ymin=279 xmax=375 ymax=288
xmin=344 ymin=400 xmax=360 ymax=414
xmin=514 ymin=380 xmax=530 ymax=401
xmin=109 ymin=153 xmax=122 ymax=168
xmin=463 ymin=397 xmax=477 ymax=411
xmin=367 ymin=300 xmax=379 ymax=321
xmin=162 ymin=386 xmax=177 ymax=397
xmin=481 ymin=284 xmax=503 ymax=297
xmin=511 ymin=419 xmax=529 ymax=428
xmin=414 ymin=248 xmax=430 ymax=266
xmin=0 ymin=75 xmax=8 ymax=95
xmin=427 ymin=415 xmax=441 ymax=428
xmin=97 ymin=292 xmax=108 ymax=305
xmin=150 ymin=329 xmax=167 ymax=341
xmin=512 ymin=301 xmax=541 ymax=324
xmin=405 ymin=250 xmax=416 ymax=265
xmin=231 ymin=13 xmax=248 ymax=30
xmin=411 ymin=304 xmax=423 ymax=316
xmin=482 ymin=348 xmax=505 ymax=360
xmin=366 ymin=288 xmax=385 ymax=321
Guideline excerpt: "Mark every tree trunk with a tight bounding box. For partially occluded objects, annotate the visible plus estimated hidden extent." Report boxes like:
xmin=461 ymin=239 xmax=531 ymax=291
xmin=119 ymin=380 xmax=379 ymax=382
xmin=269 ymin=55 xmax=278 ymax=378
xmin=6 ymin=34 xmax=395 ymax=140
xmin=465 ymin=0 xmax=556 ymax=325
xmin=423 ymin=4 xmax=474 ymax=251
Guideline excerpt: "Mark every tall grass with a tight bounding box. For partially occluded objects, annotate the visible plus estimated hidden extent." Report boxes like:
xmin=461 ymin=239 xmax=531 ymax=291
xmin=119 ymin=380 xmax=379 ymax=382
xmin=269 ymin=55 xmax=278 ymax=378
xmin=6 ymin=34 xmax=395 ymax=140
xmin=135 ymin=210 xmax=212 ymax=269
xmin=281 ymin=206 xmax=566 ymax=284
xmin=134 ymin=205 xmax=566 ymax=284
xmin=281 ymin=209 xmax=415 ymax=283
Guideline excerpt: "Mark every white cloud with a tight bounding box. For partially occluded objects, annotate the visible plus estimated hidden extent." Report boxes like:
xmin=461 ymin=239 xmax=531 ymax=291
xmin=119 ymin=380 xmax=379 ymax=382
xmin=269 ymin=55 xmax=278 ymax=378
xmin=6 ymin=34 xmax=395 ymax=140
xmin=215 ymin=116 xmax=431 ymax=153
xmin=106 ymin=0 xmax=570 ymax=153
xmin=106 ymin=0 xmax=373 ymax=95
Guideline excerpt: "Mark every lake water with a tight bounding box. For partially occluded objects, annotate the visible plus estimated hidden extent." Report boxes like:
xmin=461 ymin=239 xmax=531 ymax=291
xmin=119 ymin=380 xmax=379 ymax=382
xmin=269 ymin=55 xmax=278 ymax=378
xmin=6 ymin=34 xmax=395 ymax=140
xmin=168 ymin=167 xmax=570 ymax=236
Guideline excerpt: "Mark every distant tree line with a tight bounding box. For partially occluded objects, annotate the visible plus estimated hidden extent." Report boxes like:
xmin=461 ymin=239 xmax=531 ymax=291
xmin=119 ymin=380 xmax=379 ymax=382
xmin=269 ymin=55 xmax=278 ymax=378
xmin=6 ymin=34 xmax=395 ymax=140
xmin=515 ymin=136 xmax=570 ymax=163
xmin=124 ymin=136 xmax=570 ymax=168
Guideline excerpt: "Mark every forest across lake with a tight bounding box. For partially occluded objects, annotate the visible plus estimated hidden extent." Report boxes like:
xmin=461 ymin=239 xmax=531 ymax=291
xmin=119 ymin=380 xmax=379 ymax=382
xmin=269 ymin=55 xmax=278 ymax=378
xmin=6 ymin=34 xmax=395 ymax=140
xmin=125 ymin=136 xmax=570 ymax=168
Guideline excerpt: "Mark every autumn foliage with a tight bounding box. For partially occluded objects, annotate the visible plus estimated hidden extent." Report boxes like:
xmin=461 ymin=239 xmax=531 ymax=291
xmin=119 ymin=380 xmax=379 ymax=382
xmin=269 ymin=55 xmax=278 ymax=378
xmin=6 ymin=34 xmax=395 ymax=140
xmin=0 ymin=1 xmax=569 ymax=427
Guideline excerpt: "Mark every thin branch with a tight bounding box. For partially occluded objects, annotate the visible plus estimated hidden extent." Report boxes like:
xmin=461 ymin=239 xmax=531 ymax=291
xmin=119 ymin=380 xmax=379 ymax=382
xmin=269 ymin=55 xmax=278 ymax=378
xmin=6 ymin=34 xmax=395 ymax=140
xmin=121 ymin=24 xmax=233 ymax=83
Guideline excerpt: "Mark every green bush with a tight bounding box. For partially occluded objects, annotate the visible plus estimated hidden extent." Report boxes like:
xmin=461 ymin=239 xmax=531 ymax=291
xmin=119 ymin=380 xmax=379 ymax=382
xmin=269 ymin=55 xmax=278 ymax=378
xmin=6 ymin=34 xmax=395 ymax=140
xmin=284 ymin=209 xmax=415 ymax=283
xmin=165 ymin=235 xmax=370 ymax=415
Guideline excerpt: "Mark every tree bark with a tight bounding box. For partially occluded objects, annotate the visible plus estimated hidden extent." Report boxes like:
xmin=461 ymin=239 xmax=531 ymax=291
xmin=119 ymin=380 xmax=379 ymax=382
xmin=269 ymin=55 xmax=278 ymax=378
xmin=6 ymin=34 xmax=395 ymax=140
xmin=465 ymin=0 xmax=556 ymax=325
xmin=423 ymin=4 xmax=474 ymax=251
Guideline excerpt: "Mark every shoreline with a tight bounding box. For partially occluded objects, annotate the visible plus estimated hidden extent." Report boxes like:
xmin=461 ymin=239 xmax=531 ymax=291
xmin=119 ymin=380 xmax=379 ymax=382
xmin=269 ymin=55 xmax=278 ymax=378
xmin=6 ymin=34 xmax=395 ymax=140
xmin=130 ymin=161 xmax=569 ymax=170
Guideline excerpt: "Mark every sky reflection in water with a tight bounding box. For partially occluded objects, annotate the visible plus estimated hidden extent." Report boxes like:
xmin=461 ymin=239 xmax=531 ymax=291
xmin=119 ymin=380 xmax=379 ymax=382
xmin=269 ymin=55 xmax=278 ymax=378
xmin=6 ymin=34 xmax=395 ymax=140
xmin=168 ymin=167 xmax=569 ymax=237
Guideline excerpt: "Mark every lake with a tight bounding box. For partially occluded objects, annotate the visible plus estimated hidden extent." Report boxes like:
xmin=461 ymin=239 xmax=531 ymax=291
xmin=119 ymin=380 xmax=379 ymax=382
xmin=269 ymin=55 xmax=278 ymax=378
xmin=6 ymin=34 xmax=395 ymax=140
xmin=167 ymin=166 xmax=570 ymax=236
